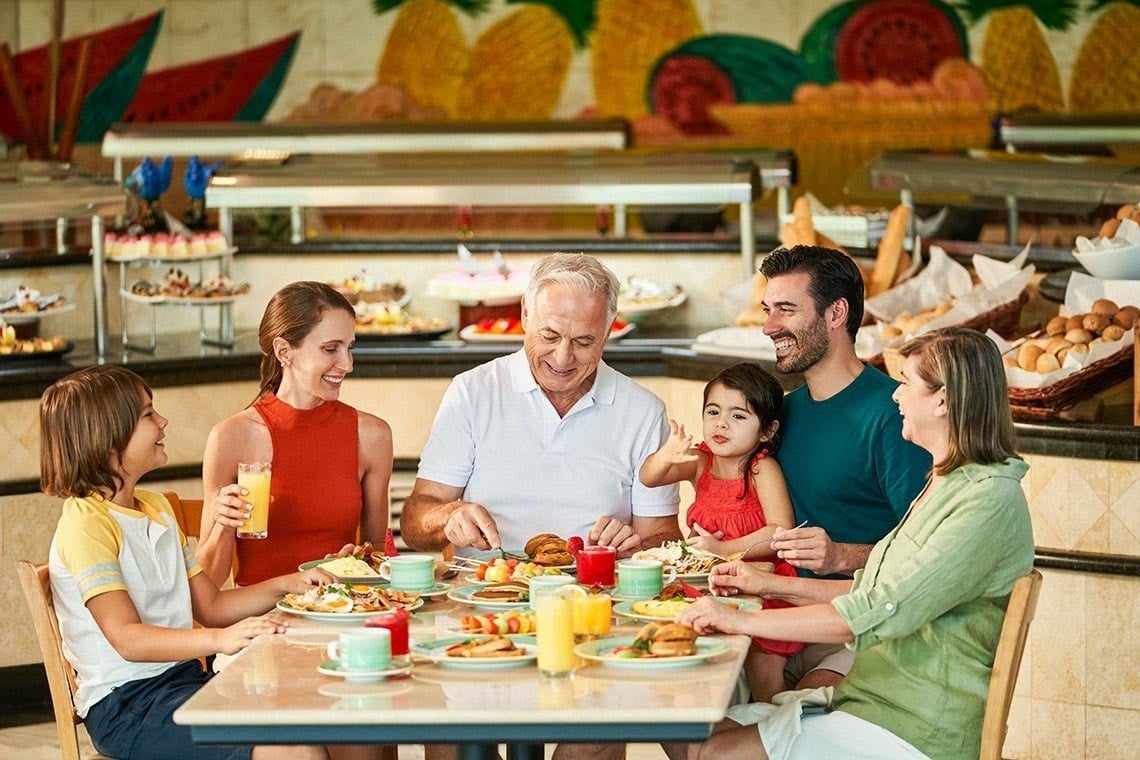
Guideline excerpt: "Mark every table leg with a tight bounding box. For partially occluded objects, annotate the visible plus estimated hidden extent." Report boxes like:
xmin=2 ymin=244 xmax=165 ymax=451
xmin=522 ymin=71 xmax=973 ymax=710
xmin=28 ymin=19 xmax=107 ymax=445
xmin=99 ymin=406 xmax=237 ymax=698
xmin=457 ymin=743 xmax=499 ymax=760
xmin=506 ymin=743 xmax=544 ymax=760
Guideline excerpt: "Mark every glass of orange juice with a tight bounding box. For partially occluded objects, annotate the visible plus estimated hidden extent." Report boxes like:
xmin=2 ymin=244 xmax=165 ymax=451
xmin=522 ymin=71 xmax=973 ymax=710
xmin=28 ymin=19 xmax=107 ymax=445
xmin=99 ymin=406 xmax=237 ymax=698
xmin=237 ymin=462 xmax=271 ymax=539
xmin=536 ymin=585 xmax=579 ymax=677
xmin=572 ymin=590 xmax=611 ymax=643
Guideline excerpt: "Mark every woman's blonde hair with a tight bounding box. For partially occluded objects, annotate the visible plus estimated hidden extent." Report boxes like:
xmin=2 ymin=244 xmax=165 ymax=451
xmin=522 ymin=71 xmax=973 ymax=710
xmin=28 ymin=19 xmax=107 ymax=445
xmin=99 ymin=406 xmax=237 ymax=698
xmin=256 ymin=281 xmax=355 ymax=400
xmin=40 ymin=366 xmax=152 ymax=499
xmin=898 ymin=327 xmax=1019 ymax=475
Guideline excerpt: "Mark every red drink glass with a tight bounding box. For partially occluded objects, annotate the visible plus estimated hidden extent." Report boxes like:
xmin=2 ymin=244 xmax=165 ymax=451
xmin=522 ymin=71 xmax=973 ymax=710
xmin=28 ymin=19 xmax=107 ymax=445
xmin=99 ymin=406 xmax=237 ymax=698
xmin=365 ymin=608 xmax=409 ymax=657
xmin=576 ymin=546 xmax=616 ymax=587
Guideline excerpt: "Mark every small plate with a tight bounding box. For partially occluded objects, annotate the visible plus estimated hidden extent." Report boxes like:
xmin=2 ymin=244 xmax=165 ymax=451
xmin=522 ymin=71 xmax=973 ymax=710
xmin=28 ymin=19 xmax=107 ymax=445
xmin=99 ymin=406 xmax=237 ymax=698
xmin=402 ymin=582 xmax=452 ymax=598
xmin=121 ymin=290 xmax=247 ymax=305
xmin=612 ymin=597 xmax=760 ymax=623
xmin=354 ymin=325 xmax=452 ymax=341
xmin=446 ymin=584 xmax=529 ymax=610
xmin=318 ymin=660 xmax=414 ymax=683
xmin=465 ymin=549 xmax=575 ymax=572
xmin=1 ymin=302 xmax=76 ymax=323
xmin=617 ymin=291 xmax=687 ymax=315
xmin=275 ymin=597 xmax=424 ymax=621
xmin=411 ymin=636 xmax=536 ymax=669
xmin=574 ymin=636 xmax=731 ymax=669
xmin=298 ymin=558 xmax=386 ymax=584
xmin=0 ymin=340 xmax=74 ymax=361
xmin=459 ymin=321 xmax=635 ymax=343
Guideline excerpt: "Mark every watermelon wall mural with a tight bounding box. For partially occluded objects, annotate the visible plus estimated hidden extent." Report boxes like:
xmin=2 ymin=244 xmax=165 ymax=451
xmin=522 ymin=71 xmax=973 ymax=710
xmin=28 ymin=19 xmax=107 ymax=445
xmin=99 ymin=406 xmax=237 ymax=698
xmin=0 ymin=0 xmax=1136 ymax=198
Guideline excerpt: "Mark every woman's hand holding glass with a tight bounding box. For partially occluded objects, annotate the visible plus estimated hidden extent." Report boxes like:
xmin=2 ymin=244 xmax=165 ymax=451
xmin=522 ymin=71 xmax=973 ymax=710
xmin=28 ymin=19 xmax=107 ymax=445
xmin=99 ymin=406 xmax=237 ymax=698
xmin=212 ymin=482 xmax=259 ymax=531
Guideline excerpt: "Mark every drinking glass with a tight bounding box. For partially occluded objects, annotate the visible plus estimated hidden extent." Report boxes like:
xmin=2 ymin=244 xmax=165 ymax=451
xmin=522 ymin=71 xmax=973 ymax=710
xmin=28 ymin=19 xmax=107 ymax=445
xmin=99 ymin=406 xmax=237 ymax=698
xmin=236 ymin=462 xmax=270 ymax=539
xmin=536 ymin=585 xmax=579 ymax=677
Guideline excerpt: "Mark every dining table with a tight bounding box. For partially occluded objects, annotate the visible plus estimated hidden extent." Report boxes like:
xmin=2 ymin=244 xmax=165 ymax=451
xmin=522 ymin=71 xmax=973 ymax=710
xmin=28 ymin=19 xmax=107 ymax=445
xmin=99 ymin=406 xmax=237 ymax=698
xmin=173 ymin=572 xmax=751 ymax=760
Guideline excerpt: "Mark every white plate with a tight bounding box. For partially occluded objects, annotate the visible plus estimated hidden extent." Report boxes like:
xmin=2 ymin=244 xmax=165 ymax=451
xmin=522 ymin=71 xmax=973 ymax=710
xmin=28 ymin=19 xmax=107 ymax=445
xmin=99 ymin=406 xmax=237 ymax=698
xmin=612 ymin=597 xmax=760 ymax=623
xmin=574 ymin=636 xmax=731 ymax=669
xmin=275 ymin=597 xmax=424 ymax=621
xmin=617 ymin=291 xmax=687 ymax=315
xmin=0 ymin=302 xmax=76 ymax=323
xmin=120 ymin=290 xmax=248 ymax=305
xmin=459 ymin=321 xmax=635 ymax=343
xmin=105 ymin=246 xmax=238 ymax=263
xmin=465 ymin=549 xmax=576 ymax=572
xmin=446 ymin=584 xmax=529 ymax=610
xmin=411 ymin=636 xmax=537 ymax=669
xmin=317 ymin=660 xmax=414 ymax=683
xmin=298 ymin=558 xmax=385 ymax=584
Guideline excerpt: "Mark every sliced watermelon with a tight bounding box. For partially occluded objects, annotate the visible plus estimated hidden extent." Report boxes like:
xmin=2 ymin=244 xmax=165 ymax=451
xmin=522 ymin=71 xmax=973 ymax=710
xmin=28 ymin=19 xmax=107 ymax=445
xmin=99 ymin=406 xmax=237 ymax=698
xmin=121 ymin=33 xmax=300 ymax=123
xmin=648 ymin=35 xmax=812 ymax=134
xmin=834 ymin=0 xmax=968 ymax=84
xmin=0 ymin=12 xmax=162 ymax=144
xmin=800 ymin=0 xmax=866 ymax=84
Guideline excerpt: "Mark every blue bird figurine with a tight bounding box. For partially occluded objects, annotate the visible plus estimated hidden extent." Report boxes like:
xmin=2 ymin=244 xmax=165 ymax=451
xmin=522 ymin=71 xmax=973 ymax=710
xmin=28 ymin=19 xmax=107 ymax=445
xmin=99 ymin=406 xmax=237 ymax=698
xmin=124 ymin=156 xmax=174 ymax=232
xmin=182 ymin=156 xmax=224 ymax=229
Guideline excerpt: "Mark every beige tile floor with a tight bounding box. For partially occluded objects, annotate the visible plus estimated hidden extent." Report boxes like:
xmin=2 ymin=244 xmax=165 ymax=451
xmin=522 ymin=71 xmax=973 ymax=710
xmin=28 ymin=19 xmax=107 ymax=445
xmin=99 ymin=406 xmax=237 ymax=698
xmin=0 ymin=722 xmax=670 ymax=759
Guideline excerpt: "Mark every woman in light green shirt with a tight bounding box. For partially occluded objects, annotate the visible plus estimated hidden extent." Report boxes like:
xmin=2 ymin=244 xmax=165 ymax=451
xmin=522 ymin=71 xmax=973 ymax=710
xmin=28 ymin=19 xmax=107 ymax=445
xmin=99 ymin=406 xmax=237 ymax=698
xmin=676 ymin=328 xmax=1034 ymax=760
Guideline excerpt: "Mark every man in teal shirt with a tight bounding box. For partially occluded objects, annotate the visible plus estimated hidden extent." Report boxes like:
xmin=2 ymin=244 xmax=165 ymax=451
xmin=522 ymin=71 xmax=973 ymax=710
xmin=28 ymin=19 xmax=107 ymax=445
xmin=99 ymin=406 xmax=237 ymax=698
xmin=759 ymin=245 xmax=931 ymax=691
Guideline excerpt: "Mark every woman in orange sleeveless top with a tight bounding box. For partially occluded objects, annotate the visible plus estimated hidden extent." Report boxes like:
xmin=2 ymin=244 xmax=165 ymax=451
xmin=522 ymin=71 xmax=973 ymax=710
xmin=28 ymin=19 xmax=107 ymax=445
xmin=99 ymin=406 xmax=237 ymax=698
xmin=197 ymin=282 xmax=393 ymax=587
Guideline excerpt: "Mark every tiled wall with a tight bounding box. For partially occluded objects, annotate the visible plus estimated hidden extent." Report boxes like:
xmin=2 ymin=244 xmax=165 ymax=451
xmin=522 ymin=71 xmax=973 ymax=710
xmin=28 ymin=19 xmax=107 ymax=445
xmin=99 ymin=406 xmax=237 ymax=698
xmin=2 ymin=377 xmax=1136 ymax=759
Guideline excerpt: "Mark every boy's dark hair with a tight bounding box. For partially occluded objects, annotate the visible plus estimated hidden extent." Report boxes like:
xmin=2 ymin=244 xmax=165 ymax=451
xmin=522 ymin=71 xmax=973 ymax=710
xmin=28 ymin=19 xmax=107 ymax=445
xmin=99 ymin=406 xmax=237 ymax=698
xmin=759 ymin=245 xmax=865 ymax=340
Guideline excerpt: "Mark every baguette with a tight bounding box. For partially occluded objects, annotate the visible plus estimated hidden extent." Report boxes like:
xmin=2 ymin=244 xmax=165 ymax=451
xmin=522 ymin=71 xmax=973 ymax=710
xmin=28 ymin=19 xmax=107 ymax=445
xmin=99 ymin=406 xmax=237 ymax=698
xmin=791 ymin=195 xmax=816 ymax=247
xmin=868 ymin=205 xmax=911 ymax=297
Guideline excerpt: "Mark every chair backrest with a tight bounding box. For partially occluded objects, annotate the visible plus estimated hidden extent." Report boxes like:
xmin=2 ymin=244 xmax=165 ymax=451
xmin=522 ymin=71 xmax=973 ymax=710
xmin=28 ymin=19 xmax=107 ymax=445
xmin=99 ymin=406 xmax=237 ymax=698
xmin=16 ymin=559 xmax=87 ymax=760
xmin=163 ymin=490 xmax=204 ymax=538
xmin=979 ymin=568 xmax=1043 ymax=760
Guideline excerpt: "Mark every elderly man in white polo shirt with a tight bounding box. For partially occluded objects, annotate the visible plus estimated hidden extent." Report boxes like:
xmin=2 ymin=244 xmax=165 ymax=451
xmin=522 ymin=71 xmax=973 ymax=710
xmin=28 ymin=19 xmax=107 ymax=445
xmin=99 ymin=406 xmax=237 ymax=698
xmin=402 ymin=252 xmax=681 ymax=562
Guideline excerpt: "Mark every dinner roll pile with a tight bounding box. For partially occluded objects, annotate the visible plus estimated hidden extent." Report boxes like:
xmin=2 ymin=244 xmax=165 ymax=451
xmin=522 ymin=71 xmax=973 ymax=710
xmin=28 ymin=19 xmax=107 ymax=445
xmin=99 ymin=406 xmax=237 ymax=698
xmin=1006 ymin=299 xmax=1137 ymax=374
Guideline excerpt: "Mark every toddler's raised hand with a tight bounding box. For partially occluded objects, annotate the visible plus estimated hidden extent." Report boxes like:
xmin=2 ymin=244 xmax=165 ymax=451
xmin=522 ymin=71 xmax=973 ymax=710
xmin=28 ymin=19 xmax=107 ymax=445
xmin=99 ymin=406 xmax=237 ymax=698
xmin=662 ymin=419 xmax=698 ymax=464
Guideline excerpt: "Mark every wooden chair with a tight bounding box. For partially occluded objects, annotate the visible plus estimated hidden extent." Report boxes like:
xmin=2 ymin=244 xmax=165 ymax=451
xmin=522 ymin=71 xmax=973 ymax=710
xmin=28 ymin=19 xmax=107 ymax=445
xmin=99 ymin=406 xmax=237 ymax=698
xmin=979 ymin=569 xmax=1043 ymax=760
xmin=16 ymin=560 xmax=112 ymax=760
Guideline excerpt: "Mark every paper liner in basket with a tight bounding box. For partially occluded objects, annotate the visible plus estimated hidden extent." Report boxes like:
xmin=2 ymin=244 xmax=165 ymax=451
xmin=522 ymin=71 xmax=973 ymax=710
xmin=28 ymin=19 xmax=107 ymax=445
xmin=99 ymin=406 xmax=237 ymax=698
xmin=865 ymin=244 xmax=1034 ymax=355
xmin=1064 ymin=271 xmax=1140 ymax=315
xmin=990 ymin=326 xmax=1135 ymax=390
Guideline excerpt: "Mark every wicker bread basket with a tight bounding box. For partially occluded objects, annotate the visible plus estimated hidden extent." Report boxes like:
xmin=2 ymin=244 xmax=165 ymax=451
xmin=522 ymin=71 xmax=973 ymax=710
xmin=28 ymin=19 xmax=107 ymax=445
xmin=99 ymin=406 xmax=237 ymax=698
xmin=1007 ymin=343 xmax=1135 ymax=419
xmin=880 ymin=291 xmax=1030 ymax=380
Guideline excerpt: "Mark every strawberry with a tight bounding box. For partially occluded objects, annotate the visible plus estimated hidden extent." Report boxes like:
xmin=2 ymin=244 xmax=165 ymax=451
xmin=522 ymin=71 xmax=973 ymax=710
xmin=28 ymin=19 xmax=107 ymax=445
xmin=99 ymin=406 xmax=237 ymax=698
xmin=383 ymin=528 xmax=399 ymax=557
xmin=566 ymin=536 xmax=585 ymax=558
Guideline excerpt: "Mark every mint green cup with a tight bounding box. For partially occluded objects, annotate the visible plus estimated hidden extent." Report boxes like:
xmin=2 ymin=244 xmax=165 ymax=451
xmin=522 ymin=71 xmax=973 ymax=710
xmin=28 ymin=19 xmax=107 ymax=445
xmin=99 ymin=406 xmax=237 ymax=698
xmin=616 ymin=559 xmax=677 ymax=599
xmin=379 ymin=554 xmax=436 ymax=591
xmin=326 ymin=628 xmax=391 ymax=672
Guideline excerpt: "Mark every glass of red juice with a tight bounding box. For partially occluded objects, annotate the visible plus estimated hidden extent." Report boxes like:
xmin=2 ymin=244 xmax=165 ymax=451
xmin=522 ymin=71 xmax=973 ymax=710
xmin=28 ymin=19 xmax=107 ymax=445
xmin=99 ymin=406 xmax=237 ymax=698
xmin=365 ymin=608 xmax=409 ymax=658
xmin=576 ymin=546 xmax=616 ymax=587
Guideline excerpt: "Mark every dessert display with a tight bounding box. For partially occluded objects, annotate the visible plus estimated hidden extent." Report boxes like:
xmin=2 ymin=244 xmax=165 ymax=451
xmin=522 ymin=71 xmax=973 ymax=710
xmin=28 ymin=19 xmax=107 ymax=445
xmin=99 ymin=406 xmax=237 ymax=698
xmin=0 ymin=317 xmax=68 ymax=356
xmin=128 ymin=269 xmax=250 ymax=300
xmin=461 ymin=316 xmax=632 ymax=341
xmin=426 ymin=267 xmax=529 ymax=305
xmin=104 ymin=230 xmax=230 ymax=259
xmin=617 ymin=277 xmax=685 ymax=312
xmin=0 ymin=285 xmax=69 ymax=317
xmin=332 ymin=269 xmax=408 ymax=305
xmin=353 ymin=302 xmax=450 ymax=337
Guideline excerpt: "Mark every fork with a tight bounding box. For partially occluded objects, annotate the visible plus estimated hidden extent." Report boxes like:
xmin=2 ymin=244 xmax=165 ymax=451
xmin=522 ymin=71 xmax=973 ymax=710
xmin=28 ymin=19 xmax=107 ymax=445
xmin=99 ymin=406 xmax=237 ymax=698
xmin=722 ymin=520 xmax=809 ymax=561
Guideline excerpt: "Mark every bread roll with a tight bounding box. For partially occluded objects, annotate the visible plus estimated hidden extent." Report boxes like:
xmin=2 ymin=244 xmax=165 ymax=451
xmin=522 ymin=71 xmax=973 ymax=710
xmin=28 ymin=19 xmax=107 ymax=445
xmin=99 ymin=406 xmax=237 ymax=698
xmin=1065 ymin=328 xmax=1094 ymax=344
xmin=1116 ymin=203 xmax=1138 ymax=221
xmin=1056 ymin=347 xmax=1070 ymax=364
xmin=1018 ymin=344 xmax=1045 ymax=371
xmin=1065 ymin=315 xmax=1085 ymax=332
xmin=1068 ymin=342 xmax=1089 ymax=357
xmin=1045 ymin=315 xmax=1068 ymax=336
xmin=1099 ymin=218 xmax=1121 ymax=239
xmin=1101 ymin=324 xmax=1125 ymax=342
xmin=1090 ymin=298 xmax=1119 ymax=317
xmin=869 ymin=204 xmax=911 ymax=297
xmin=1082 ymin=313 xmax=1111 ymax=333
xmin=1113 ymin=305 xmax=1139 ymax=329
xmin=1003 ymin=355 xmax=1019 ymax=368
xmin=1045 ymin=338 xmax=1072 ymax=355
xmin=1036 ymin=353 xmax=1061 ymax=373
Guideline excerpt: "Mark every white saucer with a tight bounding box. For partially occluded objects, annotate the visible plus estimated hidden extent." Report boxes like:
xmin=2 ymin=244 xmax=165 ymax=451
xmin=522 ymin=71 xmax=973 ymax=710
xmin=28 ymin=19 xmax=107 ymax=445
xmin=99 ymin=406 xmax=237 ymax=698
xmin=318 ymin=660 xmax=414 ymax=683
